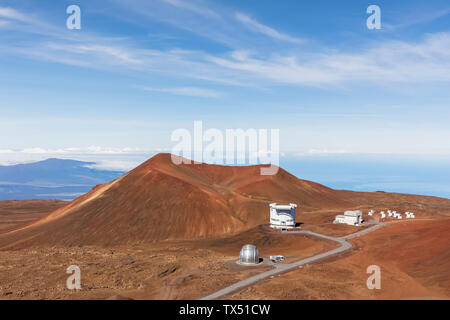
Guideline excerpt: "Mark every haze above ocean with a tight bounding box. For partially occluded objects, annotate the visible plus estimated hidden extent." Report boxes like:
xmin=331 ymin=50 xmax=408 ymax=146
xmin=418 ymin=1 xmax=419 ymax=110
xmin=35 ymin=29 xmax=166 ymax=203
xmin=281 ymin=154 xmax=450 ymax=199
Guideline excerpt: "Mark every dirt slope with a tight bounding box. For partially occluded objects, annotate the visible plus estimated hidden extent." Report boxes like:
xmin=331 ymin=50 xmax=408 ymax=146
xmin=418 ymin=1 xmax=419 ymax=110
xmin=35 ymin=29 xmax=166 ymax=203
xmin=0 ymin=200 xmax=67 ymax=234
xmin=0 ymin=153 xmax=353 ymax=248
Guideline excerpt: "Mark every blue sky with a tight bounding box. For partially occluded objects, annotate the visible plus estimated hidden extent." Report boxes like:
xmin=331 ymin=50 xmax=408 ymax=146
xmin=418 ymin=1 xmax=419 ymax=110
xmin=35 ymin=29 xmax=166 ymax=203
xmin=0 ymin=0 xmax=450 ymax=170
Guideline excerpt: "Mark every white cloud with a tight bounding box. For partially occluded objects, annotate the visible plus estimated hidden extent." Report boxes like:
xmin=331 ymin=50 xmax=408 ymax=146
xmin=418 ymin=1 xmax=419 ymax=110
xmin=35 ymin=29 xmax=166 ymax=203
xmin=235 ymin=12 xmax=304 ymax=44
xmin=23 ymin=146 xmax=144 ymax=155
xmin=2 ymin=5 xmax=450 ymax=90
xmin=83 ymin=146 xmax=144 ymax=154
xmin=21 ymin=148 xmax=68 ymax=154
xmin=4 ymin=146 xmax=144 ymax=155
xmin=161 ymin=0 xmax=220 ymax=19
xmin=109 ymin=0 xmax=303 ymax=49
xmin=14 ymin=31 xmax=450 ymax=89
xmin=43 ymin=43 xmax=142 ymax=65
xmin=83 ymin=160 xmax=140 ymax=171
xmin=384 ymin=7 xmax=450 ymax=30
xmin=303 ymin=149 xmax=350 ymax=155
xmin=21 ymin=148 xmax=51 ymax=154
xmin=142 ymin=86 xmax=223 ymax=98
xmin=0 ymin=19 xmax=10 ymax=27
xmin=207 ymin=32 xmax=450 ymax=86
xmin=0 ymin=7 xmax=30 ymax=22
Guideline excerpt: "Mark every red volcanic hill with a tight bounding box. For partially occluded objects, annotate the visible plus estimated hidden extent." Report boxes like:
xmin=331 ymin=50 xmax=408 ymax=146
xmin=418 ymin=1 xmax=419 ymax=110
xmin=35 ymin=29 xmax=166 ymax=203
xmin=0 ymin=153 xmax=353 ymax=248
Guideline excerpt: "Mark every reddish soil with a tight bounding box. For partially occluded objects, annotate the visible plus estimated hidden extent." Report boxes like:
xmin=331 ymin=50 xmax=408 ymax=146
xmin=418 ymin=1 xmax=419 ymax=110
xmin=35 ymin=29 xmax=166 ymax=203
xmin=0 ymin=153 xmax=449 ymax=300
xmin=0 ymin=226 xmax=330 ymax=300
xmin=226 ymin=219 xmax=450 ymax=300
xmin=0 ymin=200 xmax=67 ymax=234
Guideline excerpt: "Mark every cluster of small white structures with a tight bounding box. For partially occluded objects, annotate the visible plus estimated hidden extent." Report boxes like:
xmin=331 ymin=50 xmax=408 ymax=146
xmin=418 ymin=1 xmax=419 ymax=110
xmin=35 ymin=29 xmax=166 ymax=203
xmin=368 ymin=209 xmax=416 ymax=220
xmin=405 ymin=212 xmax=415 ymax=219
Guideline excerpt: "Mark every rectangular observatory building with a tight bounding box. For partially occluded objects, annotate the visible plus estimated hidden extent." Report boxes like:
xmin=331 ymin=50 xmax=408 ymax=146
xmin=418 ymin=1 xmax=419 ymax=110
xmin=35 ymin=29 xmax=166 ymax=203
xmin=269 ymin=203 xmax=297 ymax=229
xmin=333 ymin=210 xmax=363 ymax=226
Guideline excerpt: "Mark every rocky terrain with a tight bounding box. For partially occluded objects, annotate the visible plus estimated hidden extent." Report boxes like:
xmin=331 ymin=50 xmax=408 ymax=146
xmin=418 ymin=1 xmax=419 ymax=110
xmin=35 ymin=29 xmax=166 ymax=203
xmin=0 ymin=153 xmax=449 ymax=300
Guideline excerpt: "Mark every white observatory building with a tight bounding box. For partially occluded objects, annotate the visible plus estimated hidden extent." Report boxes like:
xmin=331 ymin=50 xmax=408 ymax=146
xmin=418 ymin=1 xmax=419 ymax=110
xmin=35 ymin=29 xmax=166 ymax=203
xmin=333 ymin=210 xmax=363 ymax=226
xmin=269 ymin=203 xmax=297 ymax=229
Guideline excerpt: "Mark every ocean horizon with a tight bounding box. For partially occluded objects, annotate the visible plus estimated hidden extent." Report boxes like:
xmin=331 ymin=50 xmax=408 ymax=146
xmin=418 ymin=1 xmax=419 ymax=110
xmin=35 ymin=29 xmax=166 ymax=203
xmin=281 ymin=154 xmax=450 ymax=199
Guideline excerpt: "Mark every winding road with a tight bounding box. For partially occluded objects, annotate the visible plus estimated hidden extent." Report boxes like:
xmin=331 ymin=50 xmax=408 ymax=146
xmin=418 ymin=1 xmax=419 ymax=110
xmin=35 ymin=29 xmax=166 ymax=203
xmin=200 ymin=223 xmax=384 ymax=300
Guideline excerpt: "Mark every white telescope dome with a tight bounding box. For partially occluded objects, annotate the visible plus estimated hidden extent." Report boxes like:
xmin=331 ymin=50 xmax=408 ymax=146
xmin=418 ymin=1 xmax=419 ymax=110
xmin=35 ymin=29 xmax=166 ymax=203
xmin=239 ymin=244 xmax=259 ymax=265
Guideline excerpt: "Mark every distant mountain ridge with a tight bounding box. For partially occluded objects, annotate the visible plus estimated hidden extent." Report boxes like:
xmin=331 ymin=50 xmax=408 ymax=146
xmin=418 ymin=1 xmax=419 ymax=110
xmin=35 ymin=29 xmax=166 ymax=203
xmin=0 ymin=158 xmax=125 ymax=201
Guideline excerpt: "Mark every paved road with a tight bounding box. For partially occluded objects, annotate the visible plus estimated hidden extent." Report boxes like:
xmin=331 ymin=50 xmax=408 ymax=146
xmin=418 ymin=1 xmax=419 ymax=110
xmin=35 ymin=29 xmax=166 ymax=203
xmin=199 ymin=223 xmax=384 ymax=300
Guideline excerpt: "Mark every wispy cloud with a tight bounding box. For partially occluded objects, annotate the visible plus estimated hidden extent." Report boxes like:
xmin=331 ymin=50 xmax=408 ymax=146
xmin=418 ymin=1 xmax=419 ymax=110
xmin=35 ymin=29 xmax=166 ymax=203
xmin=45 ymin=43 xmax=143 ymax=65
xmin=21 ymin=148 xmax=68 ymax=154
xmin=0 ymin=6 xmax=54 ymax=34
xmin=2 ymin=5 xmax=450 ymax=90
xmin=142 ymin=86 xmax=223 ymax=98
xmin=0 ymin=7 xmax=30 ymax=22
xmin=5 ymin=146 xmax=144 ymax=155
xmin=77 ymin=146 xmax=144 ymax=154
xmin=384 ymin=7 xmax=450 ymax=30
xmin=303 ymin=149 xmax=350 ymax=155
xmin=235 ymin=12 xmax=304 ymax=44
xmin=161 ymin=0 xmax=221 ymax=19
xmin=208 ymin=32 xmax=450 ymax=86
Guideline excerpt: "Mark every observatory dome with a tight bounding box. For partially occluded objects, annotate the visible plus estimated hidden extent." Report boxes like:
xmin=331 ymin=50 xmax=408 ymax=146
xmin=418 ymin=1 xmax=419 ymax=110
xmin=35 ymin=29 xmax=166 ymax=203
xmin=239 ymin=244 xmax=259 ymax=264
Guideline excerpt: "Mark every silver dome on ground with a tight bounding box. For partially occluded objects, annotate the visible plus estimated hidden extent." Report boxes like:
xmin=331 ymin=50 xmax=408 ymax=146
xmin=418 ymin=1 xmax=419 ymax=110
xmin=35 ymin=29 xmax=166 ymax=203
xmin=239 ymin=244 xmax=259 ymax=264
